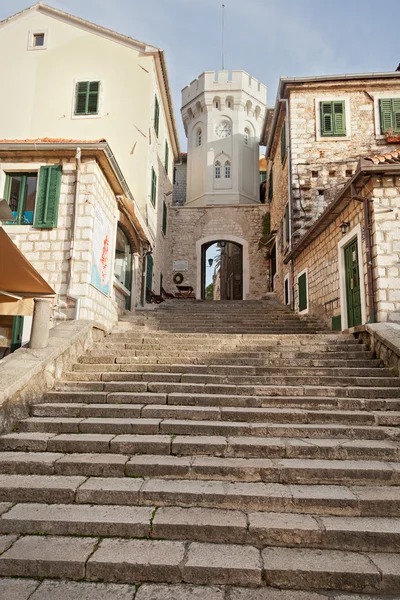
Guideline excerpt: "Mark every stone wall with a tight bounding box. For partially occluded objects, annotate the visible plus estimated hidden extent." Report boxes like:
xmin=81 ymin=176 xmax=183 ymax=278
xmin=172 ymin=156 xmax=187 ymax=206
xmin=167 ymin=205 xmax=269 ymax=299
xmin=1 ymin=156 xmax=121 ymax=332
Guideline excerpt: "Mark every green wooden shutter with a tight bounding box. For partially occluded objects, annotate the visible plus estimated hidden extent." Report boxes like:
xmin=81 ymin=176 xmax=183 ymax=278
xmin=165 ymin=141 xmax=169 ymax=174
xmin=279 ymin=220 xmax=284 ymax=252
xmin=393 ymin=99 xmax=400 ymax=132
xmin=298 ymin=272 xmax=307 ymax=312
xmin=160 ymin=273 xmax=163 ymax=295
xmin=154 ymin=95 xmax=160 ymax=137
xmin=151 ymin=168 xmax=157 ymax=206
xmin=162 ymin=201 xmax=167 ymax=235
xmin=321 ymin=102 xmax=333 ymax=136
xmin=285 ymin=205 xmax=290 ymax=244
xmin=34 ymin=165 xmax=62 ymax=229
xmin=75 ymin=81 xmax=99 ymax=115
xmin=380 ymin=99 xmax=394 ymax=133
xmin=333 ymin=101 xmax=346 ymax=135
xmin=280 ymin=120 xmax=286 ymax=163
xmin=268 ymin=169 xmax=273 ymax=201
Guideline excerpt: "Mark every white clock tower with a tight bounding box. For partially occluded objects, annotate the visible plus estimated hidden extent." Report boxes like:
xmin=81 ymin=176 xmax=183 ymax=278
xmin=181 ymin=69 xmax=267 ymax=206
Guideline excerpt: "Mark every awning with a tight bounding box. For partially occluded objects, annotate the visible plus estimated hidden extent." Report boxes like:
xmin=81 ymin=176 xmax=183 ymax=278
xmin=0 ymin=227 xmax=55 ymax=315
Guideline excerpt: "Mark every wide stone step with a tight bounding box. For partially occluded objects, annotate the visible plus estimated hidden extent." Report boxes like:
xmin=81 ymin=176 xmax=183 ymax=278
xmin=0 ymin=475 xmax=399 ymax=517
xmin=1 ymin=432 xmax=399 ymax=461
xmin=0 ymin=536 xmax=396 ymax=591
xmin=72 ymin=358 xmax=385 ymax=370
xmin=0 ymin=452 xmax=399 ymax=487
xmin=96 ymin=342 xmax=361 ymax=352
xmin=62 ymin=372 xmax=399 ymax=388
xmin=54 ymin=380 xmax=400 ymax=399
xmin=32 ymin=402 xmax=400 ymax=427
xmin=93 ymin=347 xmax=370 ymax=358
xmin=1 ymin=503 xmax=400 ymax=554
xmin=41 ymin=390 xmax=400 ymax=411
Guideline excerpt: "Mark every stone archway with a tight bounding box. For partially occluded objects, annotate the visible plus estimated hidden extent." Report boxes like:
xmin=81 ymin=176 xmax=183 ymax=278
xmin=196 ymin=234 xmax=249 ymax=300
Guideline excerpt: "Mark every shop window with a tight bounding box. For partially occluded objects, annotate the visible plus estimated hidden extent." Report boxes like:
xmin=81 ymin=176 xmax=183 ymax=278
xmin=114 ymin=227 xmax=131 ymax=290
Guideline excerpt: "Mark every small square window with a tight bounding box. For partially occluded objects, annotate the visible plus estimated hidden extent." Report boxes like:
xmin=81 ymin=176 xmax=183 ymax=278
xmin=33 ymin=33 xmax=45 ymax=47
xmin=311 ymin=171 xmax=318 ymax=178
xmin=346 ymin=169 xmax=353 ymax=177
xmin=329 ymin=170 xmax=336 ymax=177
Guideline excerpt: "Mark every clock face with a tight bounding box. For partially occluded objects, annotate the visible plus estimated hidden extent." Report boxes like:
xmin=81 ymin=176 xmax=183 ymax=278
xmin=215 ymin=122 xmax=232 ymax=138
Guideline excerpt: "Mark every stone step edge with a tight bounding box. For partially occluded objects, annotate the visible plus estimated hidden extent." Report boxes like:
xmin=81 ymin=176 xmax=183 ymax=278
xmin=0 ymin=536 xmax=396 ymax=592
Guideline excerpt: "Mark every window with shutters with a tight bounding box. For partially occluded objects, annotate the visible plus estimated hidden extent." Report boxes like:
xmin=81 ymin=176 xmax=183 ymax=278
xmin=164 ymin=141 xmax=169 ymax=175
xmin=74 ymin=81 xmax=100 ymax=116
xmin=215 ymin=161 xmax=221 ymax=179
xmin=154 ymin=95 xmax=160 ymax=137
xmin=379 ymin=98 xmax=400 ymax=133
xmin=34 ymin=166 xmax=62 ymax=229
xmin=320 ymin=101 xmax=346 ymax=137
xmin=150 ymin=167 xmax=157 ymax=207
xmin=281 ymin=120 xmax=287 ymax=163
xmin=4 ymin=173 xmax=38 ymax=225
xmin=162 ymin=201 xmax=167 ymax=235
xmin=298 ymin=270 xmax=308 ymax=313
xmin=284 ymin=204 xmax=290 ymax=246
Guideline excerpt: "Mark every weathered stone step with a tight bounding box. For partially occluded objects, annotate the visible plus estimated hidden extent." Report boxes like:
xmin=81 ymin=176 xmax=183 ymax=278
xmin=1 ymin=432 xmax=399 ymax=461
xmin=0 ymin=580 xmax=393 ymax=600
xmin=1 ymin=503 xmax=400 ymax=554
xmin=62 ymin=372 xmax=398 ymax=388
xmin=0 ymin=452 xmax=399 ymax=486
xmin=32 ymin=402 xmax=400 ymax=427
xmin=68 ymin=365 xmax=388 ymax=379
xmin=41 ymin=390 xmax=400 ymax=411
xmin=0 ymin=536 xmax=396 ymax=591
xmin=72 ymin=358 xmax=385 ymax=370
xmin=17 ymin=416 xmax=398 ymax=440
xmin=0 ymin=475 xmax=399 ymax=518
xmin=54 ymin=380 xmax=400 ymax=399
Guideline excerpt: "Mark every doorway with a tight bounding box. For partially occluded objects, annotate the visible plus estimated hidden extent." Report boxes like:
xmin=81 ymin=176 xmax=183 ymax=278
xmin=201 ymin=240 xmax=243 ymax=300
xmin=344 ymin=238 xmax=362 ymax=328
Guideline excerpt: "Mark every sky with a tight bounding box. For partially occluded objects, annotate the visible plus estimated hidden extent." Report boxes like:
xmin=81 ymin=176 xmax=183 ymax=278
xmin=1 ymin=0 xmax=399 ymax=147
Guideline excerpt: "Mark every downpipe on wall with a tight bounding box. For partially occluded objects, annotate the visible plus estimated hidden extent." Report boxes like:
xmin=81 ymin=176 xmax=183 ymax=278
xmin=66 ymin=147 xmax=82 ymax=320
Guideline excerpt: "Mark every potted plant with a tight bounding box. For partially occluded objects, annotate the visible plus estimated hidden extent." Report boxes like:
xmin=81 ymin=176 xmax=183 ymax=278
xmin=384 ymin=129 xmax=400 ymax=143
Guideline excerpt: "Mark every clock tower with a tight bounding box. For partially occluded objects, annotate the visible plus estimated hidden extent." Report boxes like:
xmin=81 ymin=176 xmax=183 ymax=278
xmin=181 ymin=69 xmax=266 ymax=206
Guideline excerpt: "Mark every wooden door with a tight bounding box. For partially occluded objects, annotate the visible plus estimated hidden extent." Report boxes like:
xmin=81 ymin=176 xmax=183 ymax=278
xmin=344 ymin=239 xmax=362 ymax=328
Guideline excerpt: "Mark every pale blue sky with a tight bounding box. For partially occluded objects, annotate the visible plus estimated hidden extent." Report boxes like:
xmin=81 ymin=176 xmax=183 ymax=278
xmin=1 ymin=0 xmax=399 ymax=147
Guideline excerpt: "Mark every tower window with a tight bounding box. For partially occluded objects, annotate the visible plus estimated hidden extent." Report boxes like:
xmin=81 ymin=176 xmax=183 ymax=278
xmin=244 ymin=128 xmax=250 ymax=146
xmin=224 ymin=161 xmax=231 ymax=179
xmin=215 ymin=101 xmax=219 ymax=109
xmin=215 ymin=161 xmax=221 ymax=179
xmin=196 ymin=128 xmax=202 ymax=147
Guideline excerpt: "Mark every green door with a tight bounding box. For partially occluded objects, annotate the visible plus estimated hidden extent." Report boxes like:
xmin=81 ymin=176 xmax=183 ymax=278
xmin=344 ymin=239 xmax=362 ymax=328
xmin=145 ymin=254 xmax=154 ymax=303
xmin=11 ymin=316 xmax=24 ymax=353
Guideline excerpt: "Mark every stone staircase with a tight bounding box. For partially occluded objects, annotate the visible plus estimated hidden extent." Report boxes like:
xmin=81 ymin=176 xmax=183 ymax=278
xmin=0 ymin=297 xmax=400 ymax=599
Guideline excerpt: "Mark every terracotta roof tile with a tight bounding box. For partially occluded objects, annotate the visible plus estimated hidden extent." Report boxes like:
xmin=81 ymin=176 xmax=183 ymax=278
xmin=365 ymin=149 xmax=400 ymax=165
xmin=0 ymin=137 xmax=107 ymax=144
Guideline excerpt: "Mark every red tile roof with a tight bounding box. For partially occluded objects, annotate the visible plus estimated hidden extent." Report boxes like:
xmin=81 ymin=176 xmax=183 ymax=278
xmin=0 ymin=138 xmax=107 ymax=144
xmin=365 ymin=149 xmax=400 ymax=165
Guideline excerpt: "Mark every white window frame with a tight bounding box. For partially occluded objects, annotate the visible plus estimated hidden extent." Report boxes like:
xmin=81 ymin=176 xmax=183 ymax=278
xmin=27 ymin=29 xmax=48 ymax=51
xmin=372 ymin=91 xmax=400 ymax=139
xmin=284 ymin=273 xmax=291 ymax=306
xmin=315 ymin=96 xmax=351 ymax=141
xmin=224 ymin=161 xmax=231 ymax=179
xmin=215 ymin=162 xmax=221 ymax=179
xmin=71 ymin=79 xmax=103 ymax=120
xmin=297 ymin=267 xmax=309 ymax=314
xmin=338 ymin=223 xmax=367 ymax=330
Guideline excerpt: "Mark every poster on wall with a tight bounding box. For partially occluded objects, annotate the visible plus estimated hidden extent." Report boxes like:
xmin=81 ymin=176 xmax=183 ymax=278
xmin=91 ymin=206 xmax=112 ymax=296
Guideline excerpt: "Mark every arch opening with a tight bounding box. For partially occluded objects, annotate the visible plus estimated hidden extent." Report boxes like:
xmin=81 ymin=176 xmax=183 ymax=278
xmin=201 ymin=240 xmax=243 ymax=301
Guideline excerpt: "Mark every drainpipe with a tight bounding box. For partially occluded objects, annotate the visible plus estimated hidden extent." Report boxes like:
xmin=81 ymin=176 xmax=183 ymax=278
xmin=67 ymin=147 xmax=81 ymax=319
xmin=279 ymin=98 xmax=295 ymax=310
xmin=363 ymin=197 xmax=376 ymax=323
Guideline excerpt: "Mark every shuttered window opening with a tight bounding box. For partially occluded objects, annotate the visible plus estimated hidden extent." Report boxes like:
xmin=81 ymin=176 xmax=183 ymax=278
xmin=284 ymin=205 xmax=290 ymax=245
xmin=150 ymin=167 xmax=157 ymax=207
xmin=75 ymin=81 xmax=100 ymax=116
xmin=380 ymin=98 xmax=400 ymax=133
xmin=320 ymin=101 xmax=346 ymax=136
xmin=154 ymin=95 xmax=160 ymax=137
xmin=281 ymin=120 xmax=287 ymax=163
xmin=162 ymin=201 xmax=167 ymax=235
xmin=165 ymin=141 xmax=169 ymax=174
xmin=34 ymin=166 xmax=62 ymax=229
xmin=298 ymin=271 xmax=308 ymax=312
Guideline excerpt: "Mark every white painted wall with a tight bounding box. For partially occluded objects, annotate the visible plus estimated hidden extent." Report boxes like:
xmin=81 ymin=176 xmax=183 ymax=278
xmin=0 ymin=7 xmax=175 ymax=220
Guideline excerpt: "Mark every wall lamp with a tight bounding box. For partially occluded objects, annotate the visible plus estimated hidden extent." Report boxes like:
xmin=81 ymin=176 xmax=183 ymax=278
xmin=220 ymin=240 xmax=227 ymax=248
xmin=339 ymin=221 xmax=350 ymax=235
xmin=208 ymin=258 xmax=214 ymax=267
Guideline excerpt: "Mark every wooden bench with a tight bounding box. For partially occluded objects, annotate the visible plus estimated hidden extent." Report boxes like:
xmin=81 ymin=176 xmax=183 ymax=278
xmin=146 ymin=288 xmax=164 ymax=304
xmin=175 ymin=285 xmax=195 ymax=299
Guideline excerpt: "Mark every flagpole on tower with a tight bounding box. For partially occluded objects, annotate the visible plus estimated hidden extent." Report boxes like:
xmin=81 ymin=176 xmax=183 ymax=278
xmin=222 ymin=3 xmax=225 ymax=70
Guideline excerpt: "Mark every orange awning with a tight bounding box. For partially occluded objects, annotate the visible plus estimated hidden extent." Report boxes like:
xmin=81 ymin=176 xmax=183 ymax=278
xmin=0 ymin=227 xmax=55 ymax=310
